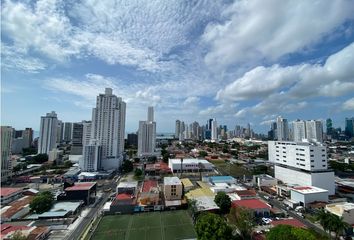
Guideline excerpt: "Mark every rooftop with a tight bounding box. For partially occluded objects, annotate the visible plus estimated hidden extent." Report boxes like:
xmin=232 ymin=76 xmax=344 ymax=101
xmin=65 ymin=182 xmax=96 ymax=191
xmin=1 ymin=196 xmax=33 ymax=219
xmin=291 ymin=186 xmax=328 ymax=194
xmin=232 ymin=199 xmax=271 ymax=210
xmin=0 ymin=188 xmax=22 ymax=197
xmin=326 ymin=202 xmax=354 ymax=216
xmin=169 ymin=158 xmax=210 ymax=164
xmin=116 ymin=193 xmax=133 ymax=200
xmin=117 ymin=181 xmax=138 ymax=189
xmin=142 ymin=180 xmax=158 ymax=192
xmin=164 ymin=177 xmax=182 ymax=185
xmin=209 ymin=175 xmax=236 ymax=182
xmin=181 ymin=178 xmax=193 ymax=188
xmin=271 ymin=218 xmax=306 ymax=228
xmin=234 ymin=189 xmax=257 ymax=197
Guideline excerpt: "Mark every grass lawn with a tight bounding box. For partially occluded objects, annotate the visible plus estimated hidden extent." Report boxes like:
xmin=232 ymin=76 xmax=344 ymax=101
xmin=92 ymin=210 xmax=196 ymax=240
xmin=210 ymin=160 xmax=252 ymax=178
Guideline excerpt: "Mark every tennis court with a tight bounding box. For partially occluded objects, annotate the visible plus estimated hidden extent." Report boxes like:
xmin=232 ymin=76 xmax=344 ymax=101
xmin=92 ymin=210 xmax=196 ymax=240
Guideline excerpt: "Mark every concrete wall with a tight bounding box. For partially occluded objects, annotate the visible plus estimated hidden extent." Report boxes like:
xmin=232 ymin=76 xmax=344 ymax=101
xmin=291 ymin=190 xmax=328 ymax=207
xmin=164 ymin=184 xmax=182 ymax=200
xmin=274 ymin=165 xmax=335 ymax=195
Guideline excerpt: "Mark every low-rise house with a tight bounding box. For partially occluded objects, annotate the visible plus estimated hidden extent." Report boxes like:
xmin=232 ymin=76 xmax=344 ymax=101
xmin=26 ymin=201 xmax=82 ymax=220
xmin=181 ymin=178 xmax=194 ymax=192
xmin=229 ymin=189 xmax=257 ymax=201
xmin=116 ymin=181 xmax=138 ymax=195
xmin=139 ymin=180 xmax=160 ymax=206
xmin=164 ymin=177 xmax=183 ymax=207
xmin=325 ymin=202 xmax=354 ymax=224
xmin=164 ymin=177 xmax=182 ymax=201
xmin=0 ymin=188 xmax=23 ymax=205
xmin=168 ymin=158 xmax=213 ymax=173
xmin=290 ymin=186 xmax=328 ymax=208
xmin=253 ymin=174 xmax=277 ymax=187
xmin=232 ymin=199 xmax=271 ymax=217
xmin=271 ymin=218 xmax=306 ymax=228
xmin=1 ymin=196 xmax=33 ymax=222
xmin=145 ymin=161 xmax=172 ymax=175
xmin=110 ymin=193 xmax=136 ymax=214
xmin=0 ymin=224 xmax=49 ymax=240
xmin=58 ymin=182 xmax=96 ymax=205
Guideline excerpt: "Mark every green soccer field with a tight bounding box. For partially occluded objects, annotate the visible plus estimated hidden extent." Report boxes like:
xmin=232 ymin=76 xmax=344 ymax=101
xmin=92 ymin=210 xmax=197 ymax=240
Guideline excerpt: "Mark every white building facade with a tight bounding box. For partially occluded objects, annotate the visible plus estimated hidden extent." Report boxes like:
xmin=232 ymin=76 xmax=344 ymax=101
xmin=276 ymin=116 xmax=289 ymax=141
xmin=138 ymin=107 xmax=156 ymax=156
xmin=293 ymin=120 xmax=306 ymax=142
xmin=306 ymin=120 xmax=323 ymax=143
xmin=86 ymin=88 xmax=126 ymax=170
xmin=1 ymin=126 xmax=13 ymax=180
xmin=269 ymin=141 xmax=335 ymax=195
xmin=168 ymin=159 xmax=214 ymax=173
xmin=38 ymin=111 xmax=58 ymax=154
xmin=268 ymin=141 xmax=327 ymax=171
xmin=290 ymin=186 xmax=329 ymax=207
xmin=81 ymin=140 xmax=102 ymax=172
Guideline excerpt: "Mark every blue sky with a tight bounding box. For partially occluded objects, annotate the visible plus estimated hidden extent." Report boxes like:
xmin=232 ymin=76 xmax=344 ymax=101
xmin=1 ymin=0 xmax=354 ymax=133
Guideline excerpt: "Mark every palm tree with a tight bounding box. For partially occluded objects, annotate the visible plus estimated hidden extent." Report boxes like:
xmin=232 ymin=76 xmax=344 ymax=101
xmin=317 ymin=209 xmax=331 ymax=236
xmin=332 ymin=215 xmax=349 ymax=240
xmin=317 ymin=209 xmax=350 ymax=239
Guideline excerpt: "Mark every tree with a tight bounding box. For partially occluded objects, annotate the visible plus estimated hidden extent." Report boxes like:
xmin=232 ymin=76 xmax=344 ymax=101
xmin=162 ymin=153 xmax=169 ymax=163
xmin=199 ymin=151 xmax=208 ymax=158
xmin=147 ymin=156 xmax=157 ymax=163
xmin=10 ymin=231 xmax=27 ymax=240
xmin=32 ymin=153 xmax=48 ymax=164
xmin=188 ymin=199 xmax=198 ymax=222
xmin=317 ymin=209 xmax=349 ymax=239
xmin=214 ymin=192 xmax=232 ymax=214
xmin=266 ymin=225 xmax=317 ymax=240
xmin=195 ymin=213 xmax=233 ymax=240
xmin=228 ymin=207 xmax=256 ymax=239
xmin=30 ymin=191 xmax=54 ymax=214
xmin=134 ymin=168 xmax=143 ymax=177
xmin=121 ymin=160 xmax=133 ymax=173
xmin=64 ymin=160 xmax=73 ymax=168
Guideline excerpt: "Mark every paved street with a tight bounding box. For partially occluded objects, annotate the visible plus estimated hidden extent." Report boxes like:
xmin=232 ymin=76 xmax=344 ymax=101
xmin=257 ymin=191 xmax=326 ymax=235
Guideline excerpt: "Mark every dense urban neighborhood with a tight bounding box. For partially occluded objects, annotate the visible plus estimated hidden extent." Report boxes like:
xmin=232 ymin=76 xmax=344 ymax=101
xmin=1 ymin=89 xmax=354 ymax=239
xmin=2 ymin=1 xmax=354 ymax=240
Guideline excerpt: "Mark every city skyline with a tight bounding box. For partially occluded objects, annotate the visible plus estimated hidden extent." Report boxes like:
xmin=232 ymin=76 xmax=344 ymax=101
xmin=2 ymin=0 xmax=354 ymax=133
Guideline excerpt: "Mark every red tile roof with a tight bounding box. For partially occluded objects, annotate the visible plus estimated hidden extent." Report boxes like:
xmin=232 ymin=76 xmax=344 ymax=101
xmin=235 ymin=189 xmax=257 ymax=197
xmin=1 ymin=196 xmax=34 ymax=219
xmin=0 ymin=188 xmax=22 ymax=197
xmin=142 ymin=180 xmax=158 ymax=192
xmin=1 ymin=224 xmax=31 ymax=236
xmin=65 ymin=182 xmax=96 ymax=191
xmin=271 ymin=218 xmax=306 ymax=228
xmin=116 ymin=193 xmax=133 ymax=200
xmin=232 ymin=199 xmax=271 ymax=210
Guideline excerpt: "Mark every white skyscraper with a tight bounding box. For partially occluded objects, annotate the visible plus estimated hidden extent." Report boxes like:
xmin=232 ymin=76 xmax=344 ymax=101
xmin=293 ymin=120 xmax=306 ymax=142
xmin=38 ymin=111 xmax=58 ymax=154
xmin=211 ymin=118 xmax=218 ymax=140
xmin=306 ymin=120 xmax=323 ymax=143
xmin=87 ymin=88 xmax=126 ymax=170
xmin=175 ymin=120 xmax=181 ymax=139
xmin=1 ymin=126 xmax=13 ymax=181
xmin=138 ymin=107 xmax=156 ymax=156
xmin=148 ymin=106 xmax=154 ymax=122
xmin=276 ymin=116 xmax=289 ymax=141
xmin=82 ymin=121 xmax=92 ymax=148
xmin=81 ymin=140 xmax=102 ymax=172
